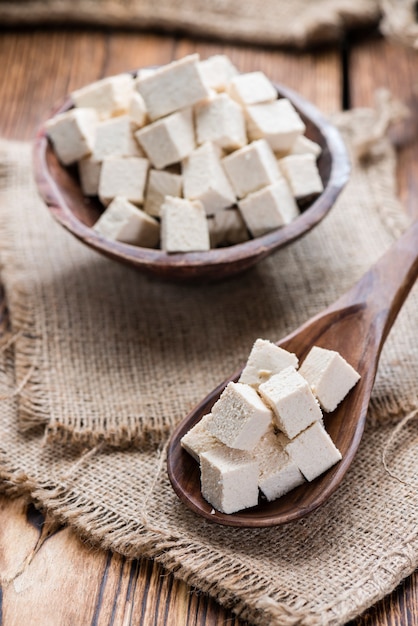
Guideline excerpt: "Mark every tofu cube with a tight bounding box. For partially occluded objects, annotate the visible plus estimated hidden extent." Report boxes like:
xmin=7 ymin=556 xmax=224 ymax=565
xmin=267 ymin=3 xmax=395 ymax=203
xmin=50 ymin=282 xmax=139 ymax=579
xmin=45 ymin=108 xmax=98 ymax=166
xmin=182 ymin=142 xmax=236 ymax=214
xmin=93 ymin=115 xmax=143 ymax=161
xmin=160 ymin=196 xmax=210 ymax=253
xmin=279 ymin=154 xmax=324 ymax=199
xmin=206 ymin=381 xmax=272 ymax=451
xmin=200 ymin=447 xmax=259 ymax=514
xmin=195 ymin=93 xmax=247 ymax=152
xmin=246 ymin=98 xmax=306 ymax=152
xmin=136 ymin=68 xmax=156 ymax=80
xmin=254 ymin=427 xmax=305 ymax=500
xmin=198 ymin=54 xmax=239 ymax=92
xmin=299 ymin=346 xmax=361 ymax=413
xmin=222 ymin=139 xmax=280 ymax=198
xmin=238 ymin=178 xmax=300 ymax=237
xmin=93 ymin=196 xmax=159 ymax=247
xmin=144 ymin=170 xmax=182 ymax=217
xmin=239 ymin=339 xmax=298 ymax=388
xmin=78 ymin=156 xmax=101 ymax=196
xmin=181 ymin=414 xmax=223 ymax=463
xmin=208 ymin=208 xmax=249 ymax=248
xmin=135 ymin=54 xmax=210 ymax=121
xmin=98 ymin=157 xmax=149 ymax=206
xmin=258 ymin=366 xmax=322 ymax=439
xmin=134 ymin=108 xmax=195 ymax=169
xmin=128 ymin=91 xmax=148 ymax=128
xmin=228 ymin=71 xmax=277 ymax=106
xmin=71 ymin=74 xmax=134 ymax=119
xmin=285 ymin=421 xmax=342 ymax=481
xmin=290 ymin=135 xmax=322 ymax=157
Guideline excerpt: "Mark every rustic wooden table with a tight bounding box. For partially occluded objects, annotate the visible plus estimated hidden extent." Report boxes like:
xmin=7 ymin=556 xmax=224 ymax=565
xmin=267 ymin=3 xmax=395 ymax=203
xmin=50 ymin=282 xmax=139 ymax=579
xmin=0 ymin=26 xmax=417 ymax=626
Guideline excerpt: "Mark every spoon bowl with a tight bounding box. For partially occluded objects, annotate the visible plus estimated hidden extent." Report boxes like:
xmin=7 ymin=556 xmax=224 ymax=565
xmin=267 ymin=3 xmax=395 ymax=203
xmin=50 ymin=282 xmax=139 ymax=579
xmin=167 ymin=221 xmax=418 ymax=526
xmin=33 ymin=77 xmax=350 ymax=282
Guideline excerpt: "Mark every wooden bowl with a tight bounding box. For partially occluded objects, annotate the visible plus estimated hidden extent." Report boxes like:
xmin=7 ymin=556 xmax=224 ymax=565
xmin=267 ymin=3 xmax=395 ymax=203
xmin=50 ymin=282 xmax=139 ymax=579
xmin=33 ymin=78 xmax=350 ymax=282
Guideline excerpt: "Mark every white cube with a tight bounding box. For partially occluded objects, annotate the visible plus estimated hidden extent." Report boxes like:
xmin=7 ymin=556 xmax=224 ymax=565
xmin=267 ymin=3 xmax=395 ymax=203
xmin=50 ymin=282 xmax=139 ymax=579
xmin=135 ymin=54 xmax=210 ymax=121
xmin=222 ymin=139 xmax=280 ymax=199
xmin=206 ymin=381 xmax=272 ymax=451
xmin=198 ymin=54 xmax=239 ymax=92
xmin=144 ymin=170 xmax=182 ymax=217
xmin=128 ymin=91 xmax=148 ymax=127
xmin=181 ymin=414 xmax=222 ymax=463
xmin=238 ymin=178 xmax=300 ymax=237
xmin=160 ymin=196 xmax=210 ymax=253
xmin=182 ymin=142 xmax=236 ymax=214
xmin=254 ymin=427 xmax=305 ymax=501
xmin=71 ymin=74 xmax=134 ymax=119
xmin=290 ymin=135 xmax=322 ymax=157
xmin=258 ymin=366 xmax=322 ymax=439
xmin=285 ymin=421 xmax=342 ymax=481
xmin=246 ymin=98 xmax=306 ymax=152
xmin=299 ymin=346 xmax=361 ymax=413
xmin=200 ymin=447 xmax=259 ymax=514
xmin=92 ymin=115 xmax=143 ymax=161
xmin=93 ymin=196 xmax=159 ymax=247
xmin=136 ymin=68 xmax=156 ymax=80
xmin=134 ymin=107 xmax=195 ymax=169
xmin=228 ymin=71 xmax=277 ymax=106
xmin=45 ymin=108 xmax=98 ymax=166
xmin=98 ymin=157 xmax=149 ymax=206
xmin=239 ymin=339 xmax=298 ymax=388
xmin=78 ymin=156 xmax=101 ymax=196
xmin=279 ymin=154 xmax=324 ymax=198
xmin=208 ymin=208 xmax=249 ymax=248
xmin=195 ymin=93 xmax=247 ymax=152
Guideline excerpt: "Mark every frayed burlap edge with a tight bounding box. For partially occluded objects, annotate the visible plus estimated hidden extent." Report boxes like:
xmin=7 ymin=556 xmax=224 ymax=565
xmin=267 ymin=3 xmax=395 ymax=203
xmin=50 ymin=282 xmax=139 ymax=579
xmin=0 ymin=91 xmax=414 ymax=447
xmin=380 ymin=0 xmax=418 ymax=50
xmin=0 ymin=0 xmax=380 ymax=49
xmin=0 ymin=141 xmax=172 ymax=449
xmin=0 ymin=437 xmax=417 ymax=626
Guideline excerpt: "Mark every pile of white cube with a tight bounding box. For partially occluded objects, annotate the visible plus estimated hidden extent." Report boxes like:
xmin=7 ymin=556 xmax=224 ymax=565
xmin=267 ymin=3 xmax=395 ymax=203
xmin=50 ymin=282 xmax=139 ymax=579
xmin=181 ymin=339 xmax=360 ymax=514
xmin=45 ymin=54 xmax=324 ymax=253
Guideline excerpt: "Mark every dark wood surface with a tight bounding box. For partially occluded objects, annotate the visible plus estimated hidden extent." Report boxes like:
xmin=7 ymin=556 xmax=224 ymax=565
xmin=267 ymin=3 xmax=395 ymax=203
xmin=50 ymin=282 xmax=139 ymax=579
xmin=0 ymin=27 xmax=417 ymax=625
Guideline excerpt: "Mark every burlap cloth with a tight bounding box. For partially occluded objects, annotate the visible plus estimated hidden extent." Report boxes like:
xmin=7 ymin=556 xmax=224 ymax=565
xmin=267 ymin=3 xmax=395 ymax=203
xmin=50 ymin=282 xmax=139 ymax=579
xmin=0 ymin=103 xmax=417 ymax=625
xmin=0 ymin=0 xmax=380 ymax=48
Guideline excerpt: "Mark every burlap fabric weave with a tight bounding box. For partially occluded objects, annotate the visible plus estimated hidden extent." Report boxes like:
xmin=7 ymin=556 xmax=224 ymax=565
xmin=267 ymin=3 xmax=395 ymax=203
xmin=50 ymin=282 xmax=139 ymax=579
xmin=0 ymin=105 xmax=417 ymax=625
xmin=0 ymin=0 xmax=380 ymax=48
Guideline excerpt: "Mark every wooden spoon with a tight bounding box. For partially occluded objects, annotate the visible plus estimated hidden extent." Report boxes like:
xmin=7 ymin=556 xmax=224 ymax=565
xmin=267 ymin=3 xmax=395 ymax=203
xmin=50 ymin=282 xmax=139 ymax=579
xmin=167 ymin=220 xmax=418 ymax=527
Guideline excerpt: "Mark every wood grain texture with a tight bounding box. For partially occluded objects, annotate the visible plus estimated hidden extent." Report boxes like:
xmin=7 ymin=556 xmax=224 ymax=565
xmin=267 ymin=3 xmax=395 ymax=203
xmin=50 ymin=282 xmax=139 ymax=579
xmin=349 ymin=34 xmax=418 ymax=221
xmin=0 ymin=27 xmax=416 ymax=626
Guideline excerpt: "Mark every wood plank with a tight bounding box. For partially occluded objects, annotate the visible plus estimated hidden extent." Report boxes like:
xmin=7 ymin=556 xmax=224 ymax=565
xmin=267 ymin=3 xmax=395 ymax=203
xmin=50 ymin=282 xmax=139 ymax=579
xmin=349 ymin=34 xmax=418 ymax=220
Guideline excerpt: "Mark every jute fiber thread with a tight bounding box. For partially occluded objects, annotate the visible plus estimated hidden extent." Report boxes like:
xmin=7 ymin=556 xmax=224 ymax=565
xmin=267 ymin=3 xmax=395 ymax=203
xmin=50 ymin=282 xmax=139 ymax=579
xmin=0 ymin=0 xmax=380 ymax=48
xmin=0 ymin=103 xmax=417 ymax=625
